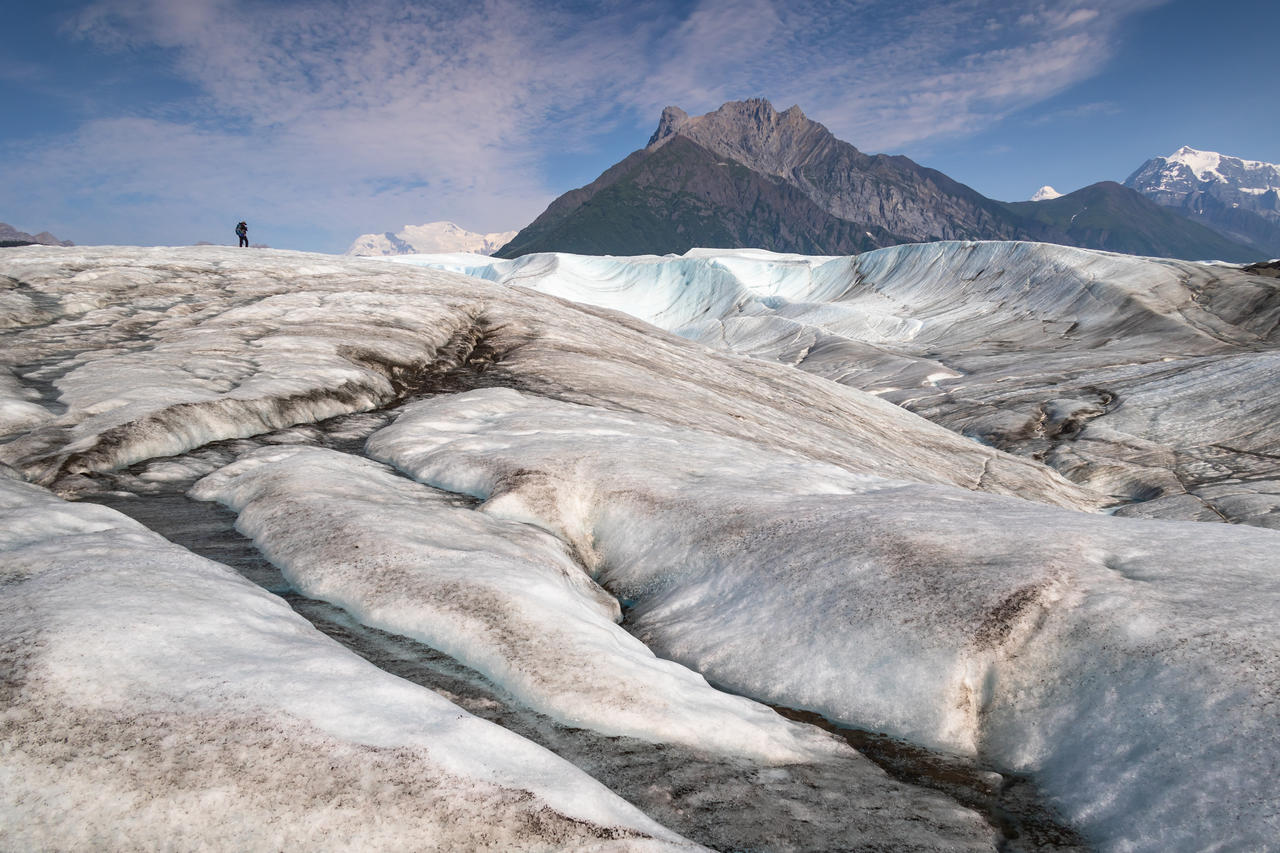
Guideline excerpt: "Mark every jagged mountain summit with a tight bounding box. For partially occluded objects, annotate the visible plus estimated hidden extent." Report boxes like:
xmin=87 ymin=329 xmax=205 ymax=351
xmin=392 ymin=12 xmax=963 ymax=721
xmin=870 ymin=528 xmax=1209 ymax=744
xmin=643 ymin=101 xmax=1031 ymax=243
xmin=496 ymin=99 xmax=1260 ymax=262
xmin=1125 ymin=146 xmax=1280 ymax=256
xmin=497 ymin=99 xmax=1030 ymax=259
xmin=1030 ymin=186 xmax=1063 ymax=201
xmin=347 ymin=221 xmax=516 ymax=256
xmin=0 ymin=222 xmax=73 ymax=247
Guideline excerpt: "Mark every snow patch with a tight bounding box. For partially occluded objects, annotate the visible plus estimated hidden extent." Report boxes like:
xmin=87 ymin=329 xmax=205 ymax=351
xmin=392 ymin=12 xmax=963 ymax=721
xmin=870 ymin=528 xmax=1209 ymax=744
xmin=346 ymin=221 xmax=517 ymax=256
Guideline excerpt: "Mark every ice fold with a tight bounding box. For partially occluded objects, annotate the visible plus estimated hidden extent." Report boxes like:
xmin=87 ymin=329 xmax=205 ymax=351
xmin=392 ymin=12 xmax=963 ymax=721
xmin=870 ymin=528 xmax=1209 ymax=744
xmin=0 ymin=475 xmax=703 ymax=850
xmin=367 ymin=387 xmax=1280 ymax=852
xmin=393 ymin=242 xmax=1280 ymax=525
xmin=192 ymin=445 xmax=843 ymax=764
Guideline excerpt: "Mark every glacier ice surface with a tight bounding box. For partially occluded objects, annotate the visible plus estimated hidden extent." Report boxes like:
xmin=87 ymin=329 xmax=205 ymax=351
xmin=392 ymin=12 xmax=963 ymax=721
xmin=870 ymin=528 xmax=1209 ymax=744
xmin=0 ymin=476 xmax=702 ymax=850
xmin=2 ymin=243 xmax=1278 ymax=851
xmin=192 ymin=444 xmax=842 ymax=764
xmin=369 ymin=388 xmax=1280 ymax=850
xmin=393 ymin=241 xmax=1280 ymax=526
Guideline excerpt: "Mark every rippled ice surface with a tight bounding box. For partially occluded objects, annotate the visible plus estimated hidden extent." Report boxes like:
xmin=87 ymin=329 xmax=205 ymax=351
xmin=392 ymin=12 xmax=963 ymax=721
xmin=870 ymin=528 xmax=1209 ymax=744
xmin=83 ymin=422 xmax=1076 ymax=852
xmin=3 ymin=245 xmax=1279 ymax=850
xmin=398 ymin=242 xmax=1280 ymax=527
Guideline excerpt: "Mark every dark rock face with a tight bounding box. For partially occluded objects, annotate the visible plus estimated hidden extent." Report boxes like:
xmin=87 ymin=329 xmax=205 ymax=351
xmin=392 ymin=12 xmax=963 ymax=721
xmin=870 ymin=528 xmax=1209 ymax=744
xmin=496 ymin=134 xmax=902 ymax=258
xmin=649 ymin=99 xmax=1029 ymax=243
xmin=1124 ymin=148 xmax=1280 ymax=256
xmin=1004 ymin=182 xmax=1261 ymax=262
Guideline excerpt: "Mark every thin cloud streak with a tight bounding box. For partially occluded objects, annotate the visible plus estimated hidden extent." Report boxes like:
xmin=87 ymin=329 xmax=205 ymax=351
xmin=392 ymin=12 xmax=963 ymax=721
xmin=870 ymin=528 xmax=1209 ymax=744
xmin=642 ymin=0 xmax=1168 ymax=150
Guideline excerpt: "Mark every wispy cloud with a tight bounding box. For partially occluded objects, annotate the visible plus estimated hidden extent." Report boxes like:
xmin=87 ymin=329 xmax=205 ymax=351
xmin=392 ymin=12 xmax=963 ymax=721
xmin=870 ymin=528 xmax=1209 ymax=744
xmin=3 ymin=0 xmax=1168 ymax=249
xmin=638 ymin=0 xmax=1167 ymax=150
xmin=1028 ymin=100 xmax=1122 ymax=125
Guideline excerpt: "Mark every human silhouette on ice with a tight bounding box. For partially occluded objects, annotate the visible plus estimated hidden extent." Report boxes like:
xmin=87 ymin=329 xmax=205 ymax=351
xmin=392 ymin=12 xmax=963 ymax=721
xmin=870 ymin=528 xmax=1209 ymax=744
xmin=235 ymin=221 xmax=249 ymax=247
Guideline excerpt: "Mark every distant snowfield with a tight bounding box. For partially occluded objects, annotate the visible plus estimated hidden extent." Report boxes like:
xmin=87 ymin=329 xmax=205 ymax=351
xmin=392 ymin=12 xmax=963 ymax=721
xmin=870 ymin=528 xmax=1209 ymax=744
xmin=346 ymin=221 xmax=517 ymax=256
xmin=1030 ymin=185 xmax=1063 ymax=201
xmin=2 ymin=243 xmax=1279 ymax=851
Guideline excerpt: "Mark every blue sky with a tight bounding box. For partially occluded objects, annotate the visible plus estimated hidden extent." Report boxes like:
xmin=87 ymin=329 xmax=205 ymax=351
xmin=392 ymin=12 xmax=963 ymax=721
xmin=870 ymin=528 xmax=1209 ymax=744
xmin=2 ymin=0 xmax=1277 ymax=253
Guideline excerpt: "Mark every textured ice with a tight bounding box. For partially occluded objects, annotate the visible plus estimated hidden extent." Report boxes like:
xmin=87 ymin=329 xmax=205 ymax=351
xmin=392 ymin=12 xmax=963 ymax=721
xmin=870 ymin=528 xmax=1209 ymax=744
xmin=369 ymin=388 xmax=1280 ymax=850
xmin=3 ymin=244 xmax=1278 ymax=850
xmin=394 ymin=241 xmax=1280 ymax=526
xmin=0 ymin=476 xmax=701 ymax=850
xmin=0 ymin=246 xmax=1092 ymax=511
xmin=0 ymin=367 xmax=52 ymax=437
xmin=393 ymin=241 xmax=1248 ymax=354
xmin=192 ymin=445 xmax=840 ymax=763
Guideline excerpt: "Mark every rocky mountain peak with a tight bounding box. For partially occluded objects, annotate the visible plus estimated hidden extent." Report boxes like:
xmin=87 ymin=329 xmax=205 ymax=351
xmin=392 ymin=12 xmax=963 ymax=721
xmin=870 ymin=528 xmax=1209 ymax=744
xmin=646 ymin=98 xmax=835 ymax=179
xmin=646 ymin=106 xmax=690 ymax=148
xmin=500 ymin=99 xmax=1262 ymax=261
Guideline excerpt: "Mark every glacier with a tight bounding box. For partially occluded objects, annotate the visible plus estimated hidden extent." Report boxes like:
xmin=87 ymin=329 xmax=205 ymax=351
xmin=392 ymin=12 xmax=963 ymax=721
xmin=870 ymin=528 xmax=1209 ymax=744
xmin=0 ymin=475 xmax=700 ymax=851
xmin=392 ymin=242 xmax=1280 ymax=528
xmin=2 ymin=242 xmax=1279 ymax=851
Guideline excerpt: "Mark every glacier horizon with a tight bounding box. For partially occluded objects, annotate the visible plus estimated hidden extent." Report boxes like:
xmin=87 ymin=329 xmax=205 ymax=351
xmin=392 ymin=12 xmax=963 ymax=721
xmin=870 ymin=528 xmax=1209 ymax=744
xmin=2 ymin=241 xmax=1278 ymax=851
xmin=391 ymin=240 xmax=1280 ymax=528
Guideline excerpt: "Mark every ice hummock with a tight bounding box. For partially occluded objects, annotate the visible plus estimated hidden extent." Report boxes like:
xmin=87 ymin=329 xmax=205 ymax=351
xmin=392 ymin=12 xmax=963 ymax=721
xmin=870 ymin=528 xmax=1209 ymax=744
xmin=367 ymin=387 xmax=1280 ymax=851
xmin=2 ymin=244 xmax=1279 ymax=850
xmin=0 ymin=475 xmax=703 ymax=850
xmin=191 ymin=444 xmax=843 ymax=764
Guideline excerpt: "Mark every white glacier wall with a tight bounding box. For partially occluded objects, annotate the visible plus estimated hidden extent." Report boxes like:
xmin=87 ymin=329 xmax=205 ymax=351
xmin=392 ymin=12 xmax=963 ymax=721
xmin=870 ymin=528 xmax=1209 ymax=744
xmin=390 ymin=241 xmax=1280 ymax=525
xmin=392 ymin=241 xmax=1240 ymax=354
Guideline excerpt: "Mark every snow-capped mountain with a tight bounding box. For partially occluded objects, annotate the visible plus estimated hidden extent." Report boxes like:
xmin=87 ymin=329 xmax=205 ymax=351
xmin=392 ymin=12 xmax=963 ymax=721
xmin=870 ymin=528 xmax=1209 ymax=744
xmin=1131 ymin=146 xmax=1280 ymax=200
xmin=346 ymin=221 xmax=517 ymax=256
xmin=1125 ymin=146 xmax=1280 ymax=255
xmin=1030 ymin=185 xmax=1062 ymax=201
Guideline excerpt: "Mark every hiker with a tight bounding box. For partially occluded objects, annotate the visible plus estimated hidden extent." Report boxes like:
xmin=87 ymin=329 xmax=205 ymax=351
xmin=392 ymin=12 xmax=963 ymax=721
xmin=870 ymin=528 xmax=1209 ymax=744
xmin=235 ymin=221 xmax=249 ymax=247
